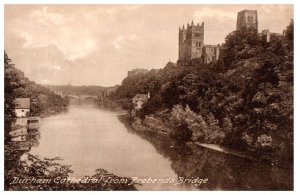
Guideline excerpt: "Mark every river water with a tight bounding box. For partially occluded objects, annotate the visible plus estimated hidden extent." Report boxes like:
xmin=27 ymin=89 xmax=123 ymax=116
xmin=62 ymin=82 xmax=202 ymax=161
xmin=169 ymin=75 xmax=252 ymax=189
xmin=30 ymin=106 xmax=293 ymax=190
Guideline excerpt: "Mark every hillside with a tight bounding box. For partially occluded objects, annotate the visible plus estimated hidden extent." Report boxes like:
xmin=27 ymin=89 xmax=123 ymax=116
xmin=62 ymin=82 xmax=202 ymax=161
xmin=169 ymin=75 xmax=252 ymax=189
xmin=112 ymin=21 xmax=293 ymax=166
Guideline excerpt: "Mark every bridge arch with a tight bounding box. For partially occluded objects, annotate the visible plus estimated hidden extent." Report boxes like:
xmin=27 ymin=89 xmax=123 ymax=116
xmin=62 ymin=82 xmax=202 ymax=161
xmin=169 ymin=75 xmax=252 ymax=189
xmin=66 ymin=95 xmax=99 ymax=105
xmin=80 ymin=95 xmax=98 ymax=100
xmin=66 ymin=95 xmax=80 ymax=105
xmin=66 ymin=95 xmax=80 ymax=99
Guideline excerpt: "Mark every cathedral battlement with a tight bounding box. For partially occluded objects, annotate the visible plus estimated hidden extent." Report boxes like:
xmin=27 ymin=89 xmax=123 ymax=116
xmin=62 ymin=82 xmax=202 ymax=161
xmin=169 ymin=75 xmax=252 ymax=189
xmin=241 ymin=9 xmax=257 ymax=13
xmin=179 ymin=21 xmax=204 ymax=31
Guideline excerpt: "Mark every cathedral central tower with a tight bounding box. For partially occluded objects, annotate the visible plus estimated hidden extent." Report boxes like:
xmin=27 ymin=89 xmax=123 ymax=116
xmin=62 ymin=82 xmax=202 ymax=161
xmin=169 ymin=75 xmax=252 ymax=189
xmin=178 ymin=21 xmax=204 ymax=61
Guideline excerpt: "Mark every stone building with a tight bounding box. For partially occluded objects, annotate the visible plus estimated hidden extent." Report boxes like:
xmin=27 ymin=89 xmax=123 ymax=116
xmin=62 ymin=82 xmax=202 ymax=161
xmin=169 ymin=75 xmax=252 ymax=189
xmin=132 ymin=92 xmax=150 ymax=110
xmin=11 ymin=98 xmax=31 ymax=142
xmin=202 ymin=45 xmax=220 ymax=64
xmin=178 ymin=21 xmax=220 ymax=63
xmin=260 ymin=29 xmax=285 ymax=43
xmin=236 ymin=10 xmax=284 ymax=43
xmin=53 ymin=90 xmax=63 ymax=97
xmin=15 ymin=98 xmax=30 ymax=118
xmin=261 ymin=29 xmax=271 ymax=42
xmin=178 ymin=21 xmax=204 ymax=61
xmin=236 ymin=10 xmax=258 ymax=31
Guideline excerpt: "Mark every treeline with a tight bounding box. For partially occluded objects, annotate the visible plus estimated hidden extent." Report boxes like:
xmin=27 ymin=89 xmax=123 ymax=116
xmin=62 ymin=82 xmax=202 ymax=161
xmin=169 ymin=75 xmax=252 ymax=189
xmin=112 ymin=20 xmax=293 ymax=165
xmin=4 ymin=51 xmax=69 ymax=137
xmin=46 ymin=85 xmax=118 ymax=96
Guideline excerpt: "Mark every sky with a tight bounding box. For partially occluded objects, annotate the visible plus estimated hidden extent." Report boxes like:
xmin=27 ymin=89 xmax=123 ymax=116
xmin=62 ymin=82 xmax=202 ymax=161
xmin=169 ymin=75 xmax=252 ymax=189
xmin=4 ymin=4 xmax=293 ymax=86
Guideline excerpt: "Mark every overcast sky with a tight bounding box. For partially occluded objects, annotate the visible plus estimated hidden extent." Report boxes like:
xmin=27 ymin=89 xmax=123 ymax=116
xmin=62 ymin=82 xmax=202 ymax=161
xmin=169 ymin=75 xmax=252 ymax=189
xmin=4 ymin=4 xmax=293 ymax=86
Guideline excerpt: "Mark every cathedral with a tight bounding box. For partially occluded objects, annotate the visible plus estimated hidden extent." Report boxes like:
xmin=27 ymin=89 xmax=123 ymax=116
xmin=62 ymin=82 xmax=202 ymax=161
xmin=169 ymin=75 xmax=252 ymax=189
xmin=178 ymin=9 xmax=281 ymax=63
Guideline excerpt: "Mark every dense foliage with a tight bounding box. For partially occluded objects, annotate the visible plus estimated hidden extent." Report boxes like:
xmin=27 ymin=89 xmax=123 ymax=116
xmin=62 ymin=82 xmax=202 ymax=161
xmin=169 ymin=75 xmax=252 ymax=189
xmin=4 ymin=51 xmax=22 ymax=138
xmin=112 ymin=21 xmax=293 ymax=165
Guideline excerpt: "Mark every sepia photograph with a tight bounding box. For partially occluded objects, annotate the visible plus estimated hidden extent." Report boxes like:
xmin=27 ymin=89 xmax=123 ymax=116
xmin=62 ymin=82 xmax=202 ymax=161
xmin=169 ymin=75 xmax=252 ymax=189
xmin=3 ymin=3 xmax=294 ymax=191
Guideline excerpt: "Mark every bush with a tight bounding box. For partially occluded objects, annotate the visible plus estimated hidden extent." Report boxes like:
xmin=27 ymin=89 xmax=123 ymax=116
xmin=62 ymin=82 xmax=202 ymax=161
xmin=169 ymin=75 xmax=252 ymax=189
xmin=169 ymin=105 xmax=225 ymax=143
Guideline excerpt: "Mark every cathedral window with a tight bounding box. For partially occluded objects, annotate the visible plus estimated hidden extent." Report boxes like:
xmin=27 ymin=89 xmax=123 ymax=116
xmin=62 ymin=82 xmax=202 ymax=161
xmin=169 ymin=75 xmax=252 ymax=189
xmin=194 ymin=33 xmax=201 ymax=37
xmin=247 ymin=16 xmax=254 ymax=23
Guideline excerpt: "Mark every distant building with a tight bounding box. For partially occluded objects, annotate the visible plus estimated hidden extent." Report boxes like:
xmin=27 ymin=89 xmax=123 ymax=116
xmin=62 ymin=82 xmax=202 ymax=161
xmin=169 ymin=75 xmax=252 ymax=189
xmin=15 ymin=98 xmax=30 ymax=118
xmin=236 ymin=10 xmax=258 ymax=31
xmin=132 ymin=92 xmax=150 ymax=110
xmin=260 ymin=29 xmax=283 ymax=42
xmin=54 ymin=90 xmax=63 ymax=97
xmin=127 ymin=69 xmax=149 ymax=78
xmin=178 ymin=21 xmax=220 ymax=63
xmin=261 ymin=29 xmax=271 ymax=42
xmin=202 ymin=45 xmax=220 ymax=64
xmin=283 ymin=30 xmax=287 ymax=36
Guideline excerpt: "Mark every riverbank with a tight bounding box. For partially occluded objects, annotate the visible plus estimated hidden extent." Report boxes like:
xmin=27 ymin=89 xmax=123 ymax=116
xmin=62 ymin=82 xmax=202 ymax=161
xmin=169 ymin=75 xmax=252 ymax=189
xmin=130 ymin=115 xmax=256 ymax=160
xmin=117 ymin=113 xmax=293 ymax=190
xmin=122 ymin=113 xmax=292 ymax=170
xmin=119 ymin=114 xmax=248 ymax=158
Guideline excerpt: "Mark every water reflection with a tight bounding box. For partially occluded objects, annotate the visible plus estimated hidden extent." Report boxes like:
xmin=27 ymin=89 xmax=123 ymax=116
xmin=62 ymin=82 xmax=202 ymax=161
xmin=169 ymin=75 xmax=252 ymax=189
xmin=9 ymin=125 xmax=41 ymax=167
xmin=10 ymin=127 xmax=41 ymax=153
xmin=118 ymin=115 xmax=293 ymax=190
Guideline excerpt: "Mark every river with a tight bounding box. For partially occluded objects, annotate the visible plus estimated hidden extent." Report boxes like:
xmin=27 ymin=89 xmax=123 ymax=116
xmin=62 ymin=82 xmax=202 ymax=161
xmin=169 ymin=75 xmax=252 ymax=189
xmin=30 ymin=106 xmax=293 ymax=190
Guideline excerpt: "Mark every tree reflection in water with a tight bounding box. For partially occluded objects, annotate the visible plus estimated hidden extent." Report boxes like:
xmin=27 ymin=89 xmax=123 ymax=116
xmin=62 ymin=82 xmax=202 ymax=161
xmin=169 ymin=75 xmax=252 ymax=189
xmin=10 ymin=129 xmax=41 ymax=157
xmin=119 ymin=116 xmax=293 ymax=190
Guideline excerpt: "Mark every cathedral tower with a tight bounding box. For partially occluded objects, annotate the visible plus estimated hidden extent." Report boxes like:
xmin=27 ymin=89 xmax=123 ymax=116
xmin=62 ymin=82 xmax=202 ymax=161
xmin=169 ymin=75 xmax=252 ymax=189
xmin=236 ymin=10 xmax=258 ymax=31
xmin=178 ymin=21 xmax=204 ymax=61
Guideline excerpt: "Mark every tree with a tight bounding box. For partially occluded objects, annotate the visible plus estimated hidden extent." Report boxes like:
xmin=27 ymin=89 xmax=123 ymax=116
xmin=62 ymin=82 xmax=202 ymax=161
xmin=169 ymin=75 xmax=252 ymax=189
xmin=285 ymin=19 xmax=293 ymax=47
xmin=219 ymin=27 xmax=262 ymax=69
xmin=4 ymin=51 xmax=23 ymax=139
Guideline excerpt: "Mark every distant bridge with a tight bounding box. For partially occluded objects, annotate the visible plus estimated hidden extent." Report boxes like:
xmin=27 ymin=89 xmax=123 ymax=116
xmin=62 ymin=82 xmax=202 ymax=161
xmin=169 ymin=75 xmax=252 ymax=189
xmin=66 ymin=95 xmax=99 ymax=105
xmin=67 ymin=95 xmax=98 ymax=100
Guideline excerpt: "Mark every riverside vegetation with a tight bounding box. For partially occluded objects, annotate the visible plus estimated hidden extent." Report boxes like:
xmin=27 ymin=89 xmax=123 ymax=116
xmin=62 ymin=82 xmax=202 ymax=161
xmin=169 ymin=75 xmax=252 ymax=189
xmin=111 ymin=21 xmax=293 ymax=167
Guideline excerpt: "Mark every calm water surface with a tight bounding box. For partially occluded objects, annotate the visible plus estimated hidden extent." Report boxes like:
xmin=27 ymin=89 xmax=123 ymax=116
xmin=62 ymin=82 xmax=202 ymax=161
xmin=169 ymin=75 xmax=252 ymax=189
xmin=30 ymin=106 xmax=293 ymax=190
